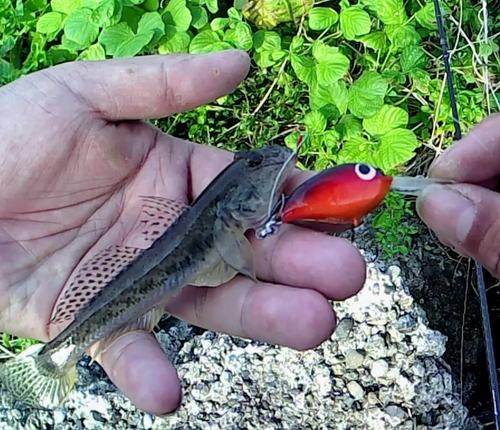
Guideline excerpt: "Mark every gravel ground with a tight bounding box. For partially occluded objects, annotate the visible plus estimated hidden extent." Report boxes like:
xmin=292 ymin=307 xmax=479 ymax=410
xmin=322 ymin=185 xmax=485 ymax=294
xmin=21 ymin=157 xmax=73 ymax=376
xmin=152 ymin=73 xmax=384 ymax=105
xmin=0 ymin=220 xmax=485 ymax=429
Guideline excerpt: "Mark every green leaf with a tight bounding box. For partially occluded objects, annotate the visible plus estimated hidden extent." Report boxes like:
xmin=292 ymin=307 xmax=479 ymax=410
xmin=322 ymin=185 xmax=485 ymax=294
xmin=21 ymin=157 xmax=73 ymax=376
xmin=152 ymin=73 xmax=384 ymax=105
xmin=290 ymin=54 xmax=316 ymax=87
xmin=158 ymin=30 xmax=191 ymax=53
xmin=163 ymin=0 xmax=192 ymax=31
xmin=143 ymin=0 xmax=160 ymax=10
xmin=63 ymin=8 xmax=99 ymax=49
xmin=253 ymin=30 xmax=281 ymax=52
xmin=254 ymin=50 xmax=286 ymax=68
xmin=304 ymin=110 xmax=327 ymax=134
xmin=36 ymin=12 xmax=64 ymax=34
xmin=211 ymin=17 xmax=230 ymax=31
xmin=189 ymin=29 xmax=232 ymax=53
xmin=137 ymin=11 xmax=165 ymax=45
xmin=114 ymin=32 xmax=153 ymax=57
xmin=363 ymin=105 xmax=408 ymax=137
xmin=340 ymin=6 xmax=371 ymax=41
xmin=188 ymin=4 xmax=208 ymax=29
xmin=323 ymin=129 xmax=340 ymax=148
xmin=51 ymin=0 xmax=82 ymax=14
xmin=367 ymin=0 xmax=406 ymax=25
xmin=386 ymin=24 xmax=421 ymax=50
xmin=336 ymin=114 xmax=363 ymax=140
xmin=224 ymin=22 xmax=253 ymax=51
xmin=409 ymin=68 xmax=430 ymax=93
xmin=99 ymin=22 xmax=134 ymax=56
xmin=310 ymin=81 xmax=348 ymax=116
xmin=316 ymin=55 xmax=349 ymax=86
xmin=206 ymin=0 xmax=218 ymax=13
xmin=358 ymin=31 xmax=387 ymax=51
xmin=308 ymin=7 xmax=338 ymax=30
xmin=78 ymin=42 xmax=106 ymax=60
xmin=87 ymin=0 xmax=117 ymax=27
xmin=347 ymin=71 xmax=388 ymax=118
xmin=290 ymin=36 xmax=305 ymax=53
xmin=338 ymin=136 xmax=374 ymax=165
xmin=374 ymin=129 xmax=419 ymax=171
xmin=228 ymin=6 xmax=242 ymax=22
xmin=414 ymin=2 xmax=437 ymax=30
xmin=400 ymin=45 xmax=427 ymax=72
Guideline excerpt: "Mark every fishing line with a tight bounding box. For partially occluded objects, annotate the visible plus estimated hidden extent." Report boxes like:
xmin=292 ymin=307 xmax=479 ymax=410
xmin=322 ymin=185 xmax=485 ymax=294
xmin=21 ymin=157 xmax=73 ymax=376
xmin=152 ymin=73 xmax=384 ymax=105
xmin=265 ymin=133 xmax=305 ymax=220
xmin=433 ymin=0 xmax=500 ymax=427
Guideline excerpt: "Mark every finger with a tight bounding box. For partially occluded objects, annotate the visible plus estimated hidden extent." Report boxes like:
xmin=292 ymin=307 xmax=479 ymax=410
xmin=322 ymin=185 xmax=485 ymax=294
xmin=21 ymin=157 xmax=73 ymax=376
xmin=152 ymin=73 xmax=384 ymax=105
xmin=52 ymin=51 xmax=250 ymax=120
xmin=165 ymin=278 xmax=337 ymax=351
xmin=249 ymin=223 xmax=366 ymax=300
xmin=429 ymin=112 xmax=500 ymax=183
xmin=416 ymin=182 xmax=500 ymax=277
xmin=92 ymin=331 xmax=181 ymax=416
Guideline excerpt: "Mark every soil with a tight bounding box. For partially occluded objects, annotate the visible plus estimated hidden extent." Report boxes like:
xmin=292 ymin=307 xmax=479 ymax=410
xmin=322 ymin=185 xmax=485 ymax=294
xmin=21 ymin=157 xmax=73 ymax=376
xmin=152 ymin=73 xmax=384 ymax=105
xmin=344 ymin=207 xmax=497 ymax=428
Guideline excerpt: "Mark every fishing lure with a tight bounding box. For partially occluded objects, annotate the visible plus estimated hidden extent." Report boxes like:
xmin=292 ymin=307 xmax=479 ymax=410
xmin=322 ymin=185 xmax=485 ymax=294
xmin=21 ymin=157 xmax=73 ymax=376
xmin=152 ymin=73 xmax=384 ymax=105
xmin=255 ymin=162 xmax=455 ymax=239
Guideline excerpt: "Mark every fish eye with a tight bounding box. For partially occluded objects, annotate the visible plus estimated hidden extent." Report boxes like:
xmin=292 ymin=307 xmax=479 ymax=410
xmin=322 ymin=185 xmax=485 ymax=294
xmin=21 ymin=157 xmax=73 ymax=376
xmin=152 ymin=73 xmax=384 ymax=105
xmin=355 ymin=163 xmax=377 ymax=181
xmin=247 ymin=151 xmax=264 ymax=167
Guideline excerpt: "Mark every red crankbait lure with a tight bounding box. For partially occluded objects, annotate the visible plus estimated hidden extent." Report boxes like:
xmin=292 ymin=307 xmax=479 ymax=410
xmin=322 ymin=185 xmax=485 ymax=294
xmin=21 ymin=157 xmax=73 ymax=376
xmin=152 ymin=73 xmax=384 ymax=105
xmin=280 ymin=163 xmax=392 ymax=228
xmin=255 ymin=162 xmax=455 ymax=239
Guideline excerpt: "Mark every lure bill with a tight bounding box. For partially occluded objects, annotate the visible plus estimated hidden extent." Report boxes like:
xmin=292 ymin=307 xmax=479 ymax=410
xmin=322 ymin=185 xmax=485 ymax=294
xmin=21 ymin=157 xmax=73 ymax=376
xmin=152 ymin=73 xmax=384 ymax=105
xmin=0 ymin=144 xmax=297 ymax=410
xmin=256 ymin=163 xmax=456 ymax=239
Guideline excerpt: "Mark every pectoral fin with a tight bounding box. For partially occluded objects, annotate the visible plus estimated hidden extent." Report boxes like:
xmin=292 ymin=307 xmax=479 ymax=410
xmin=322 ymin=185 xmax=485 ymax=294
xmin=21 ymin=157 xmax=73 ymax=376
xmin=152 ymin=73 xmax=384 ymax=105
xmin=189 ymin=260 xmax=238 ymax=287
xmin=91 ymin=305 xmax=165 ymax=361
xmin=213 ymin=210 xmax=257 ymax=283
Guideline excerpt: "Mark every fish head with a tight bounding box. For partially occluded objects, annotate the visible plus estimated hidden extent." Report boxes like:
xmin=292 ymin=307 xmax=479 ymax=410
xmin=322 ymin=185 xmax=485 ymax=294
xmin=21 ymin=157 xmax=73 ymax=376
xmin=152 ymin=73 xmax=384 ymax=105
xmin=231 ymin=144 xmax=296 ymax=227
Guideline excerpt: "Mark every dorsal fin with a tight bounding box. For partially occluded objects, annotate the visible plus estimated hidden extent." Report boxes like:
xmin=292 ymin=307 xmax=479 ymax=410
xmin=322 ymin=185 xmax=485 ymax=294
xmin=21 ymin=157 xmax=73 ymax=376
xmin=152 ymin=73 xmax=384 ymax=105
xmin=137 ymin=195 xmax=190 ymax=244
xmin=49 ymin=196 xmax=189 ymax=326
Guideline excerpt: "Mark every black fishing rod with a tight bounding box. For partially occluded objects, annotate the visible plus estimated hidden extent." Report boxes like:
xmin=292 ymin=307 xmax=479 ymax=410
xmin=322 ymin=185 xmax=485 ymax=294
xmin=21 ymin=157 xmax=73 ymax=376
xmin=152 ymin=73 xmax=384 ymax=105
xmin=432 ymin=0 xmax=500 ymax=427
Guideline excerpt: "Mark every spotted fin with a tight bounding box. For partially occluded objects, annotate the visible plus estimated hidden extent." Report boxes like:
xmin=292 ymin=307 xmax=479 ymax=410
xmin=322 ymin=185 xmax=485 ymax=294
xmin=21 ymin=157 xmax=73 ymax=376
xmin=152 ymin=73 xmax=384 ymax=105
xmin=91 ymin=305 xmax=165 ymax=360
xmin=50 ymin=196 xmax=189 ymax=326
xmin=213 ymin=209 xmax=257 ymax=283
xmin=0 ymin=343 xmax=77 ymax=410
xmin=137 ymin=195 xmax=190 ymax=244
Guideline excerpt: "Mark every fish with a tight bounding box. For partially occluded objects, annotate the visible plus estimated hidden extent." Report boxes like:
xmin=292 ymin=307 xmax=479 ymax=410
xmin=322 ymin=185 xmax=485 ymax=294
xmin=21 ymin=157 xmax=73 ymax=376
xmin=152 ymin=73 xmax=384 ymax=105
xmin=0 ymin=144 xmax=297 ymax=410
xmin=255 ymin=162 xmax=456 ymax=238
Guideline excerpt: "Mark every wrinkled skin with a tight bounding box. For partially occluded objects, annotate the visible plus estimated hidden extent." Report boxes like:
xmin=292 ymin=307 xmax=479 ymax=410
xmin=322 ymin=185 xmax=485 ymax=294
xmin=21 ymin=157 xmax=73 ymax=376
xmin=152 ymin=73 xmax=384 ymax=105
xmin=0 ymin=50 xmax=366 ymax=416
xmin=417 ymin=113 xmax=500 ymax=279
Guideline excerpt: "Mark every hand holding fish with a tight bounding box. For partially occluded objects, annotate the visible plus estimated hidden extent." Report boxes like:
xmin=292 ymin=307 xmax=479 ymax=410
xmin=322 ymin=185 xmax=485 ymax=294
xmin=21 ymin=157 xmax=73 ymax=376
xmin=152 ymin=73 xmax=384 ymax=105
xmin=0 ymin=51 xmax=366 ymax=415
xmin=417 ymin=113 xmax=500 ymax=279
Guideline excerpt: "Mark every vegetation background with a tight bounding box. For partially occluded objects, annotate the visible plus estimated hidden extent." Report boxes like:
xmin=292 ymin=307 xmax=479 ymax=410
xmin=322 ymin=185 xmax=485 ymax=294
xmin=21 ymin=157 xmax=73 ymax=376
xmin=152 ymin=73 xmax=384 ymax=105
xmin=1 ymin=0 xmax=499 ymax=407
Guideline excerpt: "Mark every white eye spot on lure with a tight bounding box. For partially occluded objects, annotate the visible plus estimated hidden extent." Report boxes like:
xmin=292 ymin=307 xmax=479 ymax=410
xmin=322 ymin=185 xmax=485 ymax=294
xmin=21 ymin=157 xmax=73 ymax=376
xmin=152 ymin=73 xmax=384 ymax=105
xmin=355 ymin=163 xmax=378 ymax=181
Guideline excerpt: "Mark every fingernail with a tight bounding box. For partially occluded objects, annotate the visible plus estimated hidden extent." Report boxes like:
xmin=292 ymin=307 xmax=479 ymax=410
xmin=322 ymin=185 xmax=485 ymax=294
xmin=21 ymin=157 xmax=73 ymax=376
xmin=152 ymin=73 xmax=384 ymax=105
xmin=417 ymin=184 xmax=476 ymax=245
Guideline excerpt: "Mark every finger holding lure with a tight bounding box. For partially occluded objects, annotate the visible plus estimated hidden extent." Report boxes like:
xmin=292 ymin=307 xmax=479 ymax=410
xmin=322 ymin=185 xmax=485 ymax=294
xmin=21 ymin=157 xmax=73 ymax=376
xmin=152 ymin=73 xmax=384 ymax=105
xmin=255 ymin=162 xmax=456 ymax=239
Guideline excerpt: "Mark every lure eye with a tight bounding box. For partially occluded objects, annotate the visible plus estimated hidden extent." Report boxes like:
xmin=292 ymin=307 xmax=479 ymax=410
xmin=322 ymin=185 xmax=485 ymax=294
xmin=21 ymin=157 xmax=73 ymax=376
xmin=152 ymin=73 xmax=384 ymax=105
xmin=247 ymin=151 xmax=264 ymax=167
xmin=354 ymin=163 xmax=378 ymax=181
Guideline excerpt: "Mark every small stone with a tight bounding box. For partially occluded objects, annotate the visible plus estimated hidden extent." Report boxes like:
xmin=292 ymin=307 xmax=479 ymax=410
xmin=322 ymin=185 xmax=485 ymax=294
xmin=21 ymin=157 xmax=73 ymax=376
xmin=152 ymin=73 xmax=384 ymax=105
xmin=53 ymin=410 xmax=66 ymax=424
xmin=393 ymin=314 xmax=419 ymax=334
xmin=371 ymin=359 xmax=389 ymax=378
xmin=345 ymin=349 xmax=365 ymax=369
xmin=143 ymin=413 xmax=153 ymax=429
xmin=334 ymin=317 xmax=354 ymax=340
xmin=367 ymin=392 xmax=379 ymax=405
xmin=347 ymin=381 xmax=364 ymax=400
xmin=385 ymin=405 xmax=408 ymax=425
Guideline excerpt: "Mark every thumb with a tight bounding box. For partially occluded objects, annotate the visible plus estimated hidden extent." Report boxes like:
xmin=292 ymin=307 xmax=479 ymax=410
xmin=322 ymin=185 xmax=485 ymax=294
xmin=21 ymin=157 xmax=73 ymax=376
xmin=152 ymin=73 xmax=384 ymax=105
xmin=50 ymin=50 xmax=250 ymax=121
xmin=416 ymin=182 xmax=500 ymax=277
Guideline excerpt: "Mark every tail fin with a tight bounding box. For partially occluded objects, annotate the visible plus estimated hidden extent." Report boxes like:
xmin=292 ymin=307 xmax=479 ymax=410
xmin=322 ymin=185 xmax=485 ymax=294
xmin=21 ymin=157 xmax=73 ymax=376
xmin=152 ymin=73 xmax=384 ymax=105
xmin=0 ymin=343 xmax=77 ymax=409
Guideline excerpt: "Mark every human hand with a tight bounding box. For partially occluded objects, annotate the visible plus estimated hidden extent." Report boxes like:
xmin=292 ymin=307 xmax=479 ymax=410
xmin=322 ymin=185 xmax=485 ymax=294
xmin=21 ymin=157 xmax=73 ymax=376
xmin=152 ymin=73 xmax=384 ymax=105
xmin=0 ymin=50 xmax=366 ymax=415
xmin=416 ymin=113 xmax=500 ymax=278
